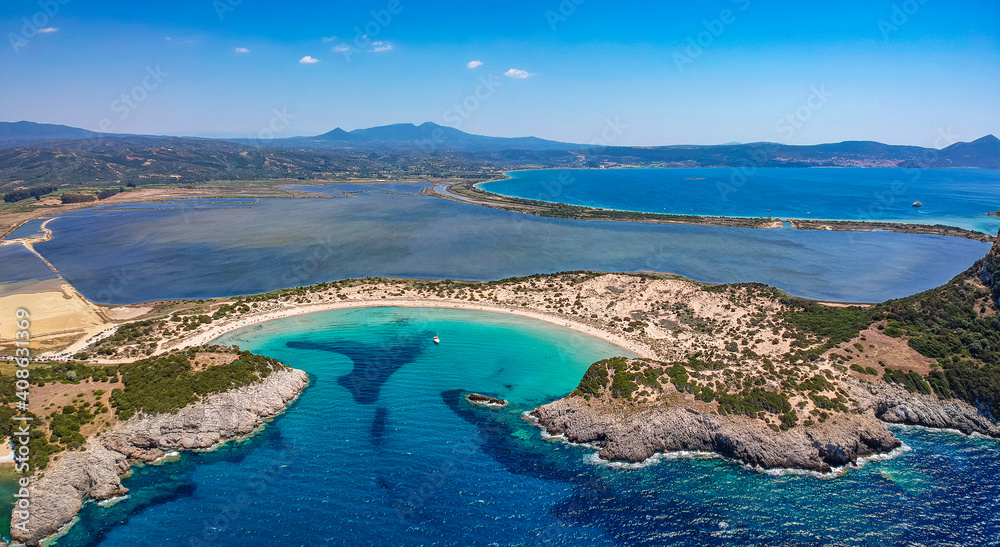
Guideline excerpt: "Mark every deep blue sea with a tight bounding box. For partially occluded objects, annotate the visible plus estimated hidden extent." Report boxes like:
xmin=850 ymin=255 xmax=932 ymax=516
xmin=27 ymin=307 xmax=1000 ymax=546
xmin=8 ymin=190 xmax=990 ymax=304
xmin=483 ymin=168 xmax=1000 ymax=234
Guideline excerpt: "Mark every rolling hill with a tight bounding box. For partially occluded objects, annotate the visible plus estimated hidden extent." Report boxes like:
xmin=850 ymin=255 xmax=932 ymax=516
xmin=0 ymin=121 xmax=996 ymax=189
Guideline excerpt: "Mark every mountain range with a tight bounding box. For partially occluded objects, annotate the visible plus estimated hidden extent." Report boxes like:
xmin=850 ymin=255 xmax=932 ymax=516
xmin=0 ymin=121 xmax=997 ymax=189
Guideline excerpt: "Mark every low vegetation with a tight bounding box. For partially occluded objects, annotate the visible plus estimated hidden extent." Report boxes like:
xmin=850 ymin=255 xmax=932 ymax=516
xmin=0 ymin=346 xmax=285 ymax=470
xmin=2 ymin=185 xmax=56 ymax=203
xmin=873 ymin=257 xmax=1000 ymax=415
xmin=110 ymin=347 xmax=286 ymax=419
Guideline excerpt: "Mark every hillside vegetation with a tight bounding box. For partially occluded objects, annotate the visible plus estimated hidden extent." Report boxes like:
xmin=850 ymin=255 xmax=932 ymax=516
xmin=755 ymin=243 xmax=1000 ymax=417
xmin=1 ymin=346 xmax=286 ymax=470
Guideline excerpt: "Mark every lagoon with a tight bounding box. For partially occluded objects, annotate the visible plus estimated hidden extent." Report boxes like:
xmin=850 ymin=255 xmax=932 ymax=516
xmin=20 ymin=191 xmax=990 ymax=304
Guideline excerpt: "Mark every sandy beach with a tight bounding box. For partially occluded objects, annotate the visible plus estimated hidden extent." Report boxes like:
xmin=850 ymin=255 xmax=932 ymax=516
xmin=0 ymin=439 xmax=13 ymax=464
xmin=80 ymin=271 xmax=807 ymax=376
xmin=168 ymin=298 xmax=658 ymax=360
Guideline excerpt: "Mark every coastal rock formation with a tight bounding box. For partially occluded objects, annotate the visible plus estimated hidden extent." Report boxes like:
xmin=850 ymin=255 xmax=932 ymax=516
xmin=12 ymin=367 xmax=308 ymax=546
xmin=980 ymin=231 xmax=1000 ymax=303
xmin=467 ymin=393 xmax=509 ymax=408
xmin=531 ymin=398 xmax=900 ymax=472
xmin=531 ymin=377 xmax=1000 ymax=474
xmin=854 ymin=380 xmax=1000 ymax=437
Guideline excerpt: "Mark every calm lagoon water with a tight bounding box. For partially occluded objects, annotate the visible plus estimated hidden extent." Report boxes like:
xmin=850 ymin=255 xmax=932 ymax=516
xmin=0 ymin=244 xmax=57 ymax=284
xmin=18 ymin=192 xmax=990 ymax=304
xmin=5 ymin=218 xmax=47 ymax=240
xmin=483 ymin=168 xmax=1000 ymax=234
xmin=36 ymin=307 xmax=1000 ymax=546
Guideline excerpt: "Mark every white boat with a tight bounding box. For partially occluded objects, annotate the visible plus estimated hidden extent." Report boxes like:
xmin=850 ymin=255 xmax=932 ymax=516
xmin=433 ymin=335 xmax=440 ymax=344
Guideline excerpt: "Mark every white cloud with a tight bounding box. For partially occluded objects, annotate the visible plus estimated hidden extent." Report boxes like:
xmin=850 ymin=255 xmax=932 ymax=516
xmin=371 ymin=41 xmax=393 ymax=52
xmin=38 ymin=27 xmax=58 ymax=33
xmin=321 ymin=36 xmax=338 ymax=42
xmin=466 ymin=60 xmax=483 ymax=69
xmin=235 ymin=47 xmax=250 ymax=53
xmin=332 ymin=45 xmax=351 ymax=53
xmin=299 ymin=55 xmax=321 ymax=64
xmin=504 ymin=68 xmax=534 ymax=79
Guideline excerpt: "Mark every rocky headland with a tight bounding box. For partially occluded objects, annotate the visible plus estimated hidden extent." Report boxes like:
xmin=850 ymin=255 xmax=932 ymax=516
xmin=531 ymin=231 xmax=1000 ymax=472
xmin=11 ymin=367 xmax=308 ymax=546
xmin=531 ymin=373 xmax=999 ymax=473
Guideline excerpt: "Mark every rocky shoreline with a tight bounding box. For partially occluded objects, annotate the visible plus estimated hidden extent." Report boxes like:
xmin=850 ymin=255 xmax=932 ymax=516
xmin=11 ymin=367 xmax=309 ymax=546
xmin=467 ymin=393 xmax=509 ymax=408
xmin=531 ymin=380 xmax=1000 ymax=473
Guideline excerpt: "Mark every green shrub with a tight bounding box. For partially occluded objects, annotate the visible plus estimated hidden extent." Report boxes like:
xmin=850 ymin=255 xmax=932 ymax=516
xmin=110 ymin=349 xmax=286 ymax=419
xmin=717 ymin=388 xmax=790 ymax=417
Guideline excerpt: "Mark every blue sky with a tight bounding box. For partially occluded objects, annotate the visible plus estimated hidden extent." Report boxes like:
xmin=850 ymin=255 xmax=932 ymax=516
xmin=1 ymin=0 xmax=997 ymax=146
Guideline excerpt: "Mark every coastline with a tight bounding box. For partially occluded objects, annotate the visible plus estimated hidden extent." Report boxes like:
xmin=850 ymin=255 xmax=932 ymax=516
xmin=167 ymin=298 xmax=657 ymax=360
xmin=427 ymin=179 xmax=996 ymax=242
xmin=10 ymin=365 xmax=309 ymax=546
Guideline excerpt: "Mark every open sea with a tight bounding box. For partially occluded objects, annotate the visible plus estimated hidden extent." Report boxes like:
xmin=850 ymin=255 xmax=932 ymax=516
xmin=483 ymin=168 xmax=1000 ymax=234
xmin=20 ymin=307 xmax=1000 ymax=546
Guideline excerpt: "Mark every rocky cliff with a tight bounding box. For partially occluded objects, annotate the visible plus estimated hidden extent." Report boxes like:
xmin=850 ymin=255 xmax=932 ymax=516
xmin=11 ymin=367 xmax=308 ymax=546
xmin=855 ymin=380 xmax=1000 ymax=436
xmin=980 ymin=231 xmax=1000 ymax=303
xmin=531 ymin=398 xmax=900 ymax=472
xmin=531 ymin=377 xmax=1000 ymax=473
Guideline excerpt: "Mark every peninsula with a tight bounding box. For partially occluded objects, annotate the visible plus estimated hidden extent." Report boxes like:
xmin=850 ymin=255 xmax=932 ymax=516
xmin=2 ymin=347 xmax=307 ymax=546
xmin=3 ymin=230 xmax=999 ymax=541
xmin=428 ymin=180 xmax=997 ymax=242
xmin=10 ymin=230 xmax=996 ymax=449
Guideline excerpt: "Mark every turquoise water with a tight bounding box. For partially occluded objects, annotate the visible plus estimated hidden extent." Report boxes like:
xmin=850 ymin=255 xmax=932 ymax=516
xmin=29 ymin=307 xmax=1000 ymax=546
xmin=15 ymin=192 xmax=990 ymax=304
xmin=484 ymin=168 xmax=1000 ymax=233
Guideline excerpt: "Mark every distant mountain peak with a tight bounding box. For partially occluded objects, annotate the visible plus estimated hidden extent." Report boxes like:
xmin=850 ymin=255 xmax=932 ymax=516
xmin=316 ymin=127 xmax=350 ymax=139
xmin=0 ymin=120 xmax=105 ymax=141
